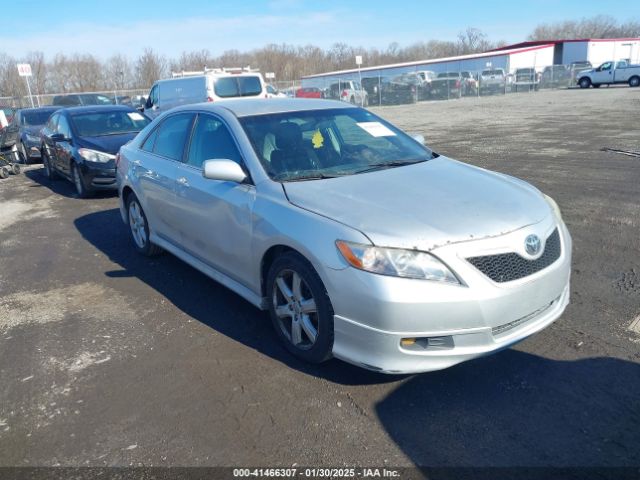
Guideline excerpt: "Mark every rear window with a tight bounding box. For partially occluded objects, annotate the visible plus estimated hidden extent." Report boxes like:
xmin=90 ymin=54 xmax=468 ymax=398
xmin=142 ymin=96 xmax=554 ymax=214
xmin=437 ymin=72 xmax=459 ymax=78
xmin=214 ymin=76 xmax=263 ymax=98
xmin=482 ymin=70 xmax=503 ymax=76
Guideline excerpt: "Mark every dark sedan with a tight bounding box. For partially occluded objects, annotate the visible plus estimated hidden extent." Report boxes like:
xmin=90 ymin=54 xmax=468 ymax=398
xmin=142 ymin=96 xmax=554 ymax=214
xmin=40 ymin=105 xmax=150 ymax=197
xmin=13 ymin=107 xmax=60 ymax=163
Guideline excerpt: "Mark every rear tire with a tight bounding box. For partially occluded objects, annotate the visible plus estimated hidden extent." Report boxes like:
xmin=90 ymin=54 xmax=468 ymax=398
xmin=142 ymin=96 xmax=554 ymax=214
xmin=126 ymin=194 xmax=162 ymax=257
xmin=579 ymin=77 xmax=591 ymax=89
xmin=629 ymin=76 xmax=640 ymax=88
xmin=266 ymin=252 xmax=334 ymax=364
xmin=0 ymin=167 xmax=8 ymax=179
xmin=11 ymin=163 xmax=20 ymax=175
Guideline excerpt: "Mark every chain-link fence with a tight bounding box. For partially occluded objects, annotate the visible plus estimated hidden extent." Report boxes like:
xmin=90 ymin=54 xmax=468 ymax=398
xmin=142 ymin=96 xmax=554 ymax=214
xmin=0 ymin=89 xmax=149 ymax=109
xmin=299 ymin=63 xmax=598 ymax=107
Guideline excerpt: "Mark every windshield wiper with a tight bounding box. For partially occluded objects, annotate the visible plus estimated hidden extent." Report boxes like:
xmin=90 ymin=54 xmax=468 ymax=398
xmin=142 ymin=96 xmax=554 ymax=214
xmin=353 ymin=158 xmax=428 ymax=174
xmin=284 ymin=172 xmax=341 ymax=182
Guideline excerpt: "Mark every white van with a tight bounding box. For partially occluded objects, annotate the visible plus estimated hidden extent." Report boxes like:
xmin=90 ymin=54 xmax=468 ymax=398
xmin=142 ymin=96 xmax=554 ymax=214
xmin=143 ymin=68 xmax=267 ymax=118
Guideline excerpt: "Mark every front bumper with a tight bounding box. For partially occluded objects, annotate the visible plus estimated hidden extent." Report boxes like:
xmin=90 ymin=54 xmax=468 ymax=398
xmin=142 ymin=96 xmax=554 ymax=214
xmin=81 ymin=163 xmax=117 ymax=190
xmin=323 ymin=219 xmax=572 ymax=374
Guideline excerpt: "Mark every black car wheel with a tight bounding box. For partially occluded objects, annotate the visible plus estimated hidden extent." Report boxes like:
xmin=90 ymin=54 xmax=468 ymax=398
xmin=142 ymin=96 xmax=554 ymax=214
xmin=18 ymin=142 xmax=29 ymax=164
xmin=629 ymin=76 xmax=640 ymax=88
xmin=72 ymin=163 xmax=91 ymax=198
xmin=42 ymin=150 xmax=57 ymax=180
xmin=11 ymin=163 xmax=21 ymax=175
xmin=267 ymin=251 xmax=334 ymax=364
xmin=0 ymin=166 xmax=8 ymax=179
xmin=579 ymin=77 xmax=591 ymax=89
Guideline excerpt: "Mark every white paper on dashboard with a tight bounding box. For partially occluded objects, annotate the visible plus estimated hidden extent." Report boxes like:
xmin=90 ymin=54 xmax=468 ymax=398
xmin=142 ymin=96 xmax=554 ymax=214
xmin=356 ymin=122 xmax=396 ymax=137
xmin=127 ymin=112 xmax=145 ymax=121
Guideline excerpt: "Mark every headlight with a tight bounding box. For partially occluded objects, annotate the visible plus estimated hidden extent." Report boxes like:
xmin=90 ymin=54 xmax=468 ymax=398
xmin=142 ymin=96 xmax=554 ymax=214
xmin=25 ymin=134 xmax=40 ymax=143
xmin=78 ymin=148 xmax=115 ymax=163
xmin=336 ymin=240 xmax=460 ymax=284
xmin=543 ymin=194 xmax=563 ymax=221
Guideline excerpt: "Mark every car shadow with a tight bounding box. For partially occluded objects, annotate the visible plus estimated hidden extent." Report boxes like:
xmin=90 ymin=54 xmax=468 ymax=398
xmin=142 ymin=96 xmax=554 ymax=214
xmin=25 ymin=167 xmax=117 ymax=199
xmin=375 ymin=350 xmax=640 ymax=473
xmin=74 ymin=207 xmax=400 ymax=386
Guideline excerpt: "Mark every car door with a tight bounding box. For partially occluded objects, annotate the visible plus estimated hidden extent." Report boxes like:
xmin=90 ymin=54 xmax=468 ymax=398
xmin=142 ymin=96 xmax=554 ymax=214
xmin=592 ymin=62 xmax=613 ymax=84
xmin=172 ymin=112 xmax=256 ymax=285
xmin=42 ymin=113 xmax=60 ymax=167
xmin=54 ymin=114 xmax=74 ymax=177
xmin=144 ymin=84 xmax=161 ymax=118
xmin=135 ymin=112 xmax=195 ymax=245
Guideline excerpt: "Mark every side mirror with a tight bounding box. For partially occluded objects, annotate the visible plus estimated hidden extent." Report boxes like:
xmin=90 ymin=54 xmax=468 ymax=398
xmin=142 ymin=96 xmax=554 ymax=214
xmin=202 ymin=159 xmax=247 ymax=183
xmin=50 ymin=133 xmax=67 ymax=142
xmin=411 ymin=133 xmax=425 ymax=145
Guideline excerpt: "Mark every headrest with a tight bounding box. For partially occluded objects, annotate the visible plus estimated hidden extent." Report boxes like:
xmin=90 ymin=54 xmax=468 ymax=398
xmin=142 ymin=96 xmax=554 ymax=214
xmin=275 ymin=122 xmax=302 ymax=150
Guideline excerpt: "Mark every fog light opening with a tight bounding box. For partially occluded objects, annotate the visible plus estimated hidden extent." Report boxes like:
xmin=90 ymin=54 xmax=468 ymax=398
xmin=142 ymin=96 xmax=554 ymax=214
xmin=400 ymin=335 xmax=454 ymax=351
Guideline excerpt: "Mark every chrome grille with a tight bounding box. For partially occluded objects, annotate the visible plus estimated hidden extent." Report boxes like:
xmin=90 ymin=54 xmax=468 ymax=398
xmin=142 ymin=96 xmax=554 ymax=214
xmin=467 ymin=228 xmax=561 ymax=283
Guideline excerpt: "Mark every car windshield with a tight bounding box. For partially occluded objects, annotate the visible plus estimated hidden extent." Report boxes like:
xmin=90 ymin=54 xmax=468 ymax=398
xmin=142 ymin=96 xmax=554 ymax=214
xmin=71 ymin=110 xmax=150 ymax=136
xmin=22 ymin=110 xmax=56 ymax=126
xmin=240 ymin=107 xmax=435 ymax=182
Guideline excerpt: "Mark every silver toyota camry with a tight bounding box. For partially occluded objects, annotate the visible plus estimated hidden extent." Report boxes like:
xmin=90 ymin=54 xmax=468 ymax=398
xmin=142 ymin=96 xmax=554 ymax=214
xmin=116 ymin=98 xmax=571 ymax=374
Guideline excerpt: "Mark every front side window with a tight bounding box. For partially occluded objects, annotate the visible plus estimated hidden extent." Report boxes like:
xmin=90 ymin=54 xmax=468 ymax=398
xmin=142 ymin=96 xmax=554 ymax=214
xmin=152 ymin=113 xmax=194 ymax=160
xmin=46 ymin=113 xmax=59 ymax=131
xmin=214 ymin=76 xmax=263 ymax=98
xmin=57 ymin=115 xmax=71 ymax=138
xmin=601 ymin=62 xmax=612 ymax=71
xmin=186 ymin=114 xmax=242 ymax=168
xmin=240 ymin=107 xmax=434 ymax=182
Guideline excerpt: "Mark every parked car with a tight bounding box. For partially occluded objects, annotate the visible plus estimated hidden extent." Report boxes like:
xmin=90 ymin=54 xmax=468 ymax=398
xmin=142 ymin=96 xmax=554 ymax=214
xmin=479 ymin=68 xmax=506 ymax=95
xmin=416 ymin=70 xmax=437 ymax=98
xmin=266 ymin=84 xmax=287 ymax=98
xmin=41 ymin=105 xmax=150 ymax=197
xmin=143 ymin=68 xmax=267 ymax=119
xmin=379 ymin=74 xmax=418 ymax=105
xmin=116 ymin=98 xmax=571 ymax=374
xmin=512 ymin=68 xmax=540 ymax=92
xmin=430 ymin=72 xmax=462 ymax=99
xmin=115 ymin=95 xmax=133 ymax=106
xmin=0 ymin=106 xmax=16 ymax=125
xmin=568 ymin=61 xmax=592 ymax=84
xmin=539 ymin=65 xmax=571 ymax=89
xmin=0 ymin=107 xmax=18 ymax=152
xmin=52 ymin=93 xmax=115 ymax=106
xmin=295 ymin=87 xmax=325 ymax=99
xmin=328 ymin=81 xmax=368 ymax=106
xmin=577 ymin=61 xmax=640 ymax=88
xmin=12 ymin=106 xmax=60 ymax=163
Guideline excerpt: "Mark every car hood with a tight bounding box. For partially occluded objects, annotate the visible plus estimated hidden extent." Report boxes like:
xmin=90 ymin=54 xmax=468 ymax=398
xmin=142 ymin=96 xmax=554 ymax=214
xmin=23 ymin=126 xmax=43 ymax=136
xmin=283 ymin=157 xmax=552 ymax=251
xmin=77 ymin=132 xmax=138 ymax=155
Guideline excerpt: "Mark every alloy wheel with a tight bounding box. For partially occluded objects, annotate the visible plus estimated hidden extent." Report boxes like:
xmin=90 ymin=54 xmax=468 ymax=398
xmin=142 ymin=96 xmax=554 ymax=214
xmin=128 ymin=199 xmax=147 ymax=249
xmin=272 ymin=269 xmax=319 ymax=350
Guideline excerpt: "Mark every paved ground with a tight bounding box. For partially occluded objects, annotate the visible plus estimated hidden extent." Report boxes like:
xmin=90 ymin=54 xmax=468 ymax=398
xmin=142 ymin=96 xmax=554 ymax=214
xmin=0 ymin=87 xmax=639 ymax=469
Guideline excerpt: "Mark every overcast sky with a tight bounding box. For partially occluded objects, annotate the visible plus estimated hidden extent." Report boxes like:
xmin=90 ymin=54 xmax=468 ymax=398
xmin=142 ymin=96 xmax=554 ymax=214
xmin=2 ymin=0 xmax=639 ymax=59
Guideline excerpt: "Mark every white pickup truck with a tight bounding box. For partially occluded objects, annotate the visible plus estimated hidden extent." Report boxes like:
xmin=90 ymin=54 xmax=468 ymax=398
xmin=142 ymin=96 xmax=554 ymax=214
xmin=577 ymin=61 xmax=640 ymax=88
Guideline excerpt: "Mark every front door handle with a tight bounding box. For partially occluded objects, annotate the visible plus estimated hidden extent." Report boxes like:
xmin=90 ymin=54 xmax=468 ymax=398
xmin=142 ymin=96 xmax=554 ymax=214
xmin=177 ymin=177 xmax=189 ymax=186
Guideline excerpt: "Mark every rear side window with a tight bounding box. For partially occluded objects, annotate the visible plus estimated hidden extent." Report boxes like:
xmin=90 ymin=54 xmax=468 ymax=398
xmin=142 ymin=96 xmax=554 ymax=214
xmin=214 ymin=76 xmax=263 ymax=98
xmin=151 ymin=113 xmax=194 ymax=160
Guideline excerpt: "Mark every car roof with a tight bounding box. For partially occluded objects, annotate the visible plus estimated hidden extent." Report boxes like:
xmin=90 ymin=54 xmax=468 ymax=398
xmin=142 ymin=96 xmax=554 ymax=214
xmin=63 ymin=105 xmax=135 ymax=115
xmin=20 ymin=106 xmax=60 ymax=113
xmin=171 ymin=98 xmax=353 ymax=118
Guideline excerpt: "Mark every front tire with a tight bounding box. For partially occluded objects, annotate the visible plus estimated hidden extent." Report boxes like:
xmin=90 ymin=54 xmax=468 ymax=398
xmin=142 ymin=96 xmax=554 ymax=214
xmin=72 ymin=163 xmax=91 ymax=198
xmin=579 ymin=77 xmax=591 ymax=89
xmin=0 ymin=166 xmax=8 ymax=179
xmin=42 ymin=149 xmax=57 ymax=180
xmin=18 ymin=142 xmax=29 ymax=164
xmin=126 ymin=194 xmax=162 ymax=256
xmin=11 ymin=163 xmax=21 ymax=175
xmin=266 ymin=252 xmax=334 ymax=364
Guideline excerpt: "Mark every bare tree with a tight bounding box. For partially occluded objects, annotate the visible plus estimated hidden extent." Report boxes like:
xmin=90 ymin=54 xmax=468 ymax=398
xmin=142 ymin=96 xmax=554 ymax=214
xmin=135 ymin=48 xmax=167 ymax=88
xmin=528 ymin=15 xmax=640 ymax=40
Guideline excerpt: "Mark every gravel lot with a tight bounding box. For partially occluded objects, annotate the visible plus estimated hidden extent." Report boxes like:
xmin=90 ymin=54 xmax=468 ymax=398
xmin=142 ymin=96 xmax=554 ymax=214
xmin=0 ymin=87 xmax=639 ymax=471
